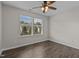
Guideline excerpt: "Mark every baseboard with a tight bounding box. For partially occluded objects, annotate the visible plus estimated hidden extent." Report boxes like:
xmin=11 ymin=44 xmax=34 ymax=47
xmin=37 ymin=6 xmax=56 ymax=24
xmin=0 ymin=50 xmax=2 ymax=55
xmin=0 ymin=49 xmax=5 ymax=56
xmin=2 ymin=38 xmax=79 ymax=53
xmin=49 ymin=38 xmax=79 ymax=50
xmin=2 ymin=39 xmax=47 ymax=52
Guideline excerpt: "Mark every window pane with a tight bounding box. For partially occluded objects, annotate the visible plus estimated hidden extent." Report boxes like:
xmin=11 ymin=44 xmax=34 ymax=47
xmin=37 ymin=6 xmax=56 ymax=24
xmin=33 ymin=18 xmax=42 ymax=34
xmin=34 ymin=18 xmax=42 ymax=25
xmin=20 ymin=16 xmax=32 ymax=35
xmin=33 ymin=25 xmax=41 ymax=34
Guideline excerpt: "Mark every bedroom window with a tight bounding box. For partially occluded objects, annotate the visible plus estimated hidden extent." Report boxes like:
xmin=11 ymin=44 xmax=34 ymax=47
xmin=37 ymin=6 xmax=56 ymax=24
xmin=20 ymin=16 xmax=33 ymax=35
xmin=20 ymin=16 xmax=43 ymax=36
xmin=33 ymin=18 xmax=43 ymax=34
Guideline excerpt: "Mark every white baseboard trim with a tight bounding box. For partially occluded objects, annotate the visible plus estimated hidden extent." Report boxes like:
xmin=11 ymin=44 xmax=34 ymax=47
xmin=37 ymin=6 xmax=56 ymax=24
xmin=49 ymin=38 xmax=79 ymax=50
xmin=0 ymin=50 xmax=2 ymax=55
xmin=0 ymin=50 xmax=3 ymax=56
xmin=2 ymin=38 xmax=79 ymax=53
xmin=2 ymin=39 xmax=47 ymax=52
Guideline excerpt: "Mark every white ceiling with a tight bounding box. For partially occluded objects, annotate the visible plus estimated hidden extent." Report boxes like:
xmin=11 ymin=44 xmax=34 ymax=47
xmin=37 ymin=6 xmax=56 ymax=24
xmin=2 ymin=1 xmax=79 ymax=16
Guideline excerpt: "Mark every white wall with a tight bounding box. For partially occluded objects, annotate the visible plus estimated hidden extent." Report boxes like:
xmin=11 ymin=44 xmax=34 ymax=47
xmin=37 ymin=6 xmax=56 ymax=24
xmin=2 ymin=4 xmax=49 ymax=50
xmin=49 ymin=6 xmax=79 ymax=49
xmin=0 ymin=2 xmax=2 ymax=54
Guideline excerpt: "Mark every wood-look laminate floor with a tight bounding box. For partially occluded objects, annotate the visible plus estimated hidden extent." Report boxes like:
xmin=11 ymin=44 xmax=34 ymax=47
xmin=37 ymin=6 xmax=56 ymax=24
xmin=1 ymin=40 xmax=79 ymax=58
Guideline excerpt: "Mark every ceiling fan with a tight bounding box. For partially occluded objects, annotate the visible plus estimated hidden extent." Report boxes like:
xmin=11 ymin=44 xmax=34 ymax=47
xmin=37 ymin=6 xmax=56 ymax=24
xmin=30 ymin=1 xmax=56 ymax=13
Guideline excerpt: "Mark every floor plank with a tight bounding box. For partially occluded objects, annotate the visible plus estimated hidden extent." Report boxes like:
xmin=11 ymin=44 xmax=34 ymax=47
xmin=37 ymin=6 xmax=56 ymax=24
xmin=1 ymin=40 xmax=79 ymax=58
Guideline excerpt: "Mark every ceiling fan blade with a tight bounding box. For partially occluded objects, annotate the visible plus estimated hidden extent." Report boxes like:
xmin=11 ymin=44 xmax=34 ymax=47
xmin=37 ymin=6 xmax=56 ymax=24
xmin=48 ymin=6 xmax=56 ymax=10
xmin=48 ymin=1 xmax=56 ymax=5
xmin=31 ymin=6 xmax=42 ymax=10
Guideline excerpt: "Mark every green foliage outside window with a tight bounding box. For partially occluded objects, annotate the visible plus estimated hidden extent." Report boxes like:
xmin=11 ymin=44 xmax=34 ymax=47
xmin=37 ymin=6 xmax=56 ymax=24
xmin=20 ymin=16 xmax=43 ymax=36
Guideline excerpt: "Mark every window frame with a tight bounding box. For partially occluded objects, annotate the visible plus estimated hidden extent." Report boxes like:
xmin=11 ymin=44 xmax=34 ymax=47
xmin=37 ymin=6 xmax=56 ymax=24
xmin=33 ymin=18 xmax=43 ymax=35
xmin=19 ymin=15 xmax=43 ymax=37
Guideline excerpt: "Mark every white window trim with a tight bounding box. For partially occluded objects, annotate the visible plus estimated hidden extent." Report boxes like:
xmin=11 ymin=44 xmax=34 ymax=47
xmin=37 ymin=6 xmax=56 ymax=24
xmin=19 ymin=15 xmax=43 ymax=37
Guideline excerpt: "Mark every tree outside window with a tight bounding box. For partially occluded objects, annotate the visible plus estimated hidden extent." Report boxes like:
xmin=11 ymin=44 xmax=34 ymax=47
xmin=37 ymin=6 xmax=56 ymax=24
xmin=33 ymin=18 xmax=42 ymax=34
xmin=20 ymin=16 xmax=43 ymax=36
xmin=20 ymin=16 xmax=32 ymax=35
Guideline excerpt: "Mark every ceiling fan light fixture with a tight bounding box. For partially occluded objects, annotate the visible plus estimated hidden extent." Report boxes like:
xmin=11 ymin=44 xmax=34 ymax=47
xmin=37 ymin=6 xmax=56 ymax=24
xmin=41 ymin=7 xmax=44 ymax=11
xmin=45 ymin=6 xmax=48 ymax=12
xmin=41 ymin=6 xmax=48 ymax=13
